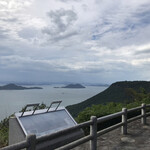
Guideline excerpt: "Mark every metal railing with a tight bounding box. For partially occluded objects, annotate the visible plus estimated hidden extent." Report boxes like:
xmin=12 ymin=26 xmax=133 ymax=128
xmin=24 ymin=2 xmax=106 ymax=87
xmin=2 ymin=103 xmax=150 ymax=150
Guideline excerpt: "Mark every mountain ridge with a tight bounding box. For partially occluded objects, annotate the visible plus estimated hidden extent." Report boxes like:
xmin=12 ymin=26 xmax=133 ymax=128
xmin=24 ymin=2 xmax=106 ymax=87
xmin=66 ymin=81 xmax=150 ymax=117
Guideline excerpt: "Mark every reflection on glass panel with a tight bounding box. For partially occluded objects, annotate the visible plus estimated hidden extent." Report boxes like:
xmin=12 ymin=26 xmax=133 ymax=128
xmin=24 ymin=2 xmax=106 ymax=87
xmin=19 ymin=109 xmax=75 ymax=137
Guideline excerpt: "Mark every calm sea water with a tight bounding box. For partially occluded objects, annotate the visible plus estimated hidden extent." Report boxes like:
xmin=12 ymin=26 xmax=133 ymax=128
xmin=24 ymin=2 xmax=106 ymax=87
xmin=0 ymin=85 xmax=107 ymax=121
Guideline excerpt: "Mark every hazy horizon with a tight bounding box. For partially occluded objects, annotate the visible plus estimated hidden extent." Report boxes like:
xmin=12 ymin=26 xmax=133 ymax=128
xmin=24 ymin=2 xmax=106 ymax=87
xmin=0 ymin=81 xmax=110 ymax=86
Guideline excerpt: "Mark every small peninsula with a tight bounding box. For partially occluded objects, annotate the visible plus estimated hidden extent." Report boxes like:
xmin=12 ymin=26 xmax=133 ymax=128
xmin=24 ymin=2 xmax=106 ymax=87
xmin=0 ymin=83 xmax=43 ymax=90
xmin=62 ymin=84 xmax=86 ymax=88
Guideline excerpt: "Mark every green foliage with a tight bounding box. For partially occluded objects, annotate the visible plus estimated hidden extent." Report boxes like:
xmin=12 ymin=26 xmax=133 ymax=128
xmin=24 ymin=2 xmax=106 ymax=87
xmin=76 ymin=102 xmax=123 ymax=123
xmin=20 ymin=102 xmax=47 ymax=113
xmin=0 ymin=117 xmax=9 ymax=147
xmin=76 ymin=88 xmax=150 ymax=123
xmin=38 ymin=102 xmax=47 ymax=109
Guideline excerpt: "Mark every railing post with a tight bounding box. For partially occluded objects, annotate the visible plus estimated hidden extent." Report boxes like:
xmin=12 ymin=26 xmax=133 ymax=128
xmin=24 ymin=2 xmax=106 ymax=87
xmin=26 ymin=134 xmax=36 ymax=150
xmin=90 ymin=116 xmax=97 ymax=150
xmin=121 ymin=108 xmax=127 ymax=135
xmin=141 ymin=103 xmax=146 ymax=125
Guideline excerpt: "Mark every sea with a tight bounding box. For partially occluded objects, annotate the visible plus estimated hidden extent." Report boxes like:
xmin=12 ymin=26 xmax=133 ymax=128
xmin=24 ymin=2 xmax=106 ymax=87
xmin=0 ymin=85 xmax=108 ymax=121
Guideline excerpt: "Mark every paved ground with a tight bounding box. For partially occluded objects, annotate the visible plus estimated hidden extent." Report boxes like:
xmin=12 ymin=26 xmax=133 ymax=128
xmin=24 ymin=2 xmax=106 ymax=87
xmin=73 ymin=117 xmax=150 ymax=150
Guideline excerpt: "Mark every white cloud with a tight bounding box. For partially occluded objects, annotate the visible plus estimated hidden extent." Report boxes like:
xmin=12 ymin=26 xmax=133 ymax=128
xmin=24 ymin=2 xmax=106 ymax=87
xmin=42 ymin=8 xmax=78 ymax=42
xmin=0 ymin=0 xmax=32 ymax=12
xmin=0 ymin=0 xmax=150 ymax=83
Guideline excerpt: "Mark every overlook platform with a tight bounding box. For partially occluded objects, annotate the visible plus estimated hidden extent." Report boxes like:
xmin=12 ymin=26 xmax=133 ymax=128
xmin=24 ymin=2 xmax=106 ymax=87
xmin=74 ymin=117 xmax=150 ymax=150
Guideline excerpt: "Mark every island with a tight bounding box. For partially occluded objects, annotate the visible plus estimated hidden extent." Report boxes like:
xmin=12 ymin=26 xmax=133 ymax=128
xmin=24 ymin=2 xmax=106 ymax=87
xmin=0 ymin=83 xmax=43 ymax=90
xmin=62 ymin=84 xmax=86 ymax=88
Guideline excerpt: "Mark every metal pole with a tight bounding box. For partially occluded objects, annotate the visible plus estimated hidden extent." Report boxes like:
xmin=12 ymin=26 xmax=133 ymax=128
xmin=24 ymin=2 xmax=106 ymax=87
xmin=121 ymin=108 xmax=127 ymax=135
xmin=141 ymin=103 xmax=146 ymax=125
xmin=90 ymin=116 xmax=97 ymax=150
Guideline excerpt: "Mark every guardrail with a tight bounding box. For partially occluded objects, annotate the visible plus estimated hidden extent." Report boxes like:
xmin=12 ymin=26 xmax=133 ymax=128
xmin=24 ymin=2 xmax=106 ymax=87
xmin=2 ymin=103 xmax=150 ymax=150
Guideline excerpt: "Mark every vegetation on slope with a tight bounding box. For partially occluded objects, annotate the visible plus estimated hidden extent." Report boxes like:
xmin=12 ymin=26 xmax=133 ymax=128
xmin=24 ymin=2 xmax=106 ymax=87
xmin=76 ymin=88 xmax=150 ymax=133
xmin=67 ymin=81 xmax=150 ymax=117
xmin=0 ymin=117 xmax=9 ymax=147
xmin=76 ymin=98 xmax=150 ymax=123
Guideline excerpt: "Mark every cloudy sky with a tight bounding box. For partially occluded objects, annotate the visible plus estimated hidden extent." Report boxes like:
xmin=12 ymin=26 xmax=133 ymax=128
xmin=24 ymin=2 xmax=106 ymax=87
xmin=0 ymin=0 xmax=150 ymax=84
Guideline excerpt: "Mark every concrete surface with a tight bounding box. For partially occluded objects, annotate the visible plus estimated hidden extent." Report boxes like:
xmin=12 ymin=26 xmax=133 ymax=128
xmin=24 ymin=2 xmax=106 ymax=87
xmin=73 ymin=117 xmax=150 ymax=150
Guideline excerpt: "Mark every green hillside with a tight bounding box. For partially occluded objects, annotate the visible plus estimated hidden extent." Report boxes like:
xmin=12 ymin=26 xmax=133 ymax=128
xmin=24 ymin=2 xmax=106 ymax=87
xmin=66 ymin=81 xmax=150 ymax=117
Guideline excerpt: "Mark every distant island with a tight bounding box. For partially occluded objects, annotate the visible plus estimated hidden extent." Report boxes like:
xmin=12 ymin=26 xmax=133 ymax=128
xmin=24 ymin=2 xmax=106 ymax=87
xmin=0 ymin=83 xmax=43 ymax=90
xmin=54 ymin=84 xmax=86 ymax=89
xmin=62 ymin=84 xmax=85 ymax=88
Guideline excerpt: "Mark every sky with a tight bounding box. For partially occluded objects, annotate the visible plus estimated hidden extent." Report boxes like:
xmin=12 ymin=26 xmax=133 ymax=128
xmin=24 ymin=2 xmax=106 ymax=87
xmin=0 ymin=0 xmax=150 ymax=84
